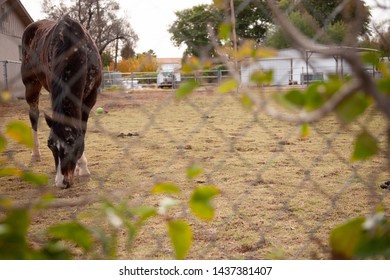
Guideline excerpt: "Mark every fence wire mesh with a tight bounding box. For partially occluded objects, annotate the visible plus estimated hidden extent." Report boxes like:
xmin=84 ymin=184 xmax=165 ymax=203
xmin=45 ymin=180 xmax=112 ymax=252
xmin=1 ymin=0 xmax=390 ymax=260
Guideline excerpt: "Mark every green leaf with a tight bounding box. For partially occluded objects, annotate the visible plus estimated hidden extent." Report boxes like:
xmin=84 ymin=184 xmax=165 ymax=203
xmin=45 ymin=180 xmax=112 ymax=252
xmin=241 ymin=94 xmax=254 ymax=109
xmin=283 ymin=89 xmax=306 ymax=108
xmin=218 ymin=23 xmax=231 ymax=40
xmin=21 ymin=172 xmax=48 ymax=186
xmin=152 ymin=182 xmax=181 ymax=194
xmin=47 ymin=222 xmax=93 ymax=251
xmin=130 ymin=206 xmax=157 ymax=224
xmin=377 ymin=77 xmax=390 ymax=94
xmin=0 ymin=135 xmax=6 ymax=152
xmin=254 ymin=47 xmax=277 ymax=59
xmin=189 ymin=185 xmax=219 ymax=221
xmin=304 ymin=82 xmax=326 ymax=111
xmin=168 ymin=220 xmax=192 ymax=260
xmin=216 ymin=79 xmax=239 ymax=93
xmin=0 ymin=209 xmax=30 ymax=259
xmin=187 ymin=163 xmax=203 ymax=179
xmin=336 ymin=92 xmax=370 ymax=123
xmin=361 ymin=51 xmax=381 ymax=67
xmin=176 ymin=80 xmax=200 ymax=99
xmin=250 ymin=70 xmax=273 ymax=85
xmin=330 ymin=213 xmax=390 ymax=259
xmin=6 ymin=121 xmax=33 ymax=148
xmin=352 ymin=131 xmax=379 ymax=161
xmin=0 ymin=167 xmax=22 ymax=177
xmin=330 ymin=216 xmax=365 ymax=259
xmin=301 ymin=123 xmax=310 ymax=139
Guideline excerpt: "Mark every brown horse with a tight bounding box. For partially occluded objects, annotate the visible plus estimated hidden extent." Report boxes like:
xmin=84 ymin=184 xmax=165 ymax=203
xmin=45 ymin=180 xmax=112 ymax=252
xmin=21 ymin=15 xmax=102 ymax=188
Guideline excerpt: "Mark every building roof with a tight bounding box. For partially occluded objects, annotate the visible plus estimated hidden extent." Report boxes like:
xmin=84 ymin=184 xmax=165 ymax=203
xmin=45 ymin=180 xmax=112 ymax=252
xmin=157 ymin=58 xmax=181 ymax=65
xmin=1 ymin=0 xmax=34 ymax=26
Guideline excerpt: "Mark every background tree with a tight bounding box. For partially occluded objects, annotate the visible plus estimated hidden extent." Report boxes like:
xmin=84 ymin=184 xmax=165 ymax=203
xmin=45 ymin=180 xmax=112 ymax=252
xmin=375 ymin=24 xmax=390 ymax=59
xmin=41 ymin=0 xmax=138 ymax=54
xmin=121 ymin=42 xmax=135 ymax=60
xmin=101 ymin=50 xmax=114 ymax=68
xmin=168 ymin=0 xmax=272 ymax=58
xmin=265 ymin=0 xmax=371 ymax=48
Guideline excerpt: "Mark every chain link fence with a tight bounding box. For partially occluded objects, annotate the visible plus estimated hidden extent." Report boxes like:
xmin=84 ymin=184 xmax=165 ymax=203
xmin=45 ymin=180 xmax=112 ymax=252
xmin=0 ymin=60 xmax=24 ymax=98
xmin=1 ymin=0 xmax=390 ymax=260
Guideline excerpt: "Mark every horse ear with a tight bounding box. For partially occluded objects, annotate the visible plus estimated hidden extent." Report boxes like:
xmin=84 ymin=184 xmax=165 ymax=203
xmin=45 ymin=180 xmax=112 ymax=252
xmin=44 ymin=113 xmax=53 ymax=128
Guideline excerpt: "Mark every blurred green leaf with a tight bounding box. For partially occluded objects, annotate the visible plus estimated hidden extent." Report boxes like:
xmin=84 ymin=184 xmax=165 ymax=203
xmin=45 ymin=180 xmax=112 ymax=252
xmin=254 ymin=47 xmax=277 ymax=59
xmin=218 ymin=23 xmax=231 ymax=40
xmin=241 ymin=94 xmax=254 ymax=109
xmin=6 ymin=121 xmax=33 ymax=148
xmin=152 ymin=182 xmax=181 ymax=194
xmin=168 ymin=220 xmax=192 ymax=260
xmin=250 ymin=70 xmax=273 ymax=85
xmin=301 ymin=123 xmax=310 ymax=139
xmin=305 ymin=82 xmax=327 ymax=111
xmin=0 ymin=209 xmax=30 ymax=259
xmin=284 ymin=89 xmax=306 ymax=108
xmin=189 ymin=185 xmax=219 ymax=221
xmin=377 ymin=77 xmax=390 ymax=94
xmin=0 ymin=167 xmax=22 ymax=177
xmin=48 ymin=222 xmax=93 ymax=251
xmin=217 ymin=79 xmax=238 ymax=93
xmin=35 ymin=240 xmax=72 ymax=260
xmin=352 ymin=131 xmax=379 ymax=161
xmin=21 ymin=172 xmax=48 ymax=186
xmin=176 ymin=80 xmax=200 ymax=99
xmin=336 ymin=92 xmax=370 ymax=123
xmin=330 ymin=213 xmax=390 ymax=259
xmin=187 ymin=163 xmax=203 ymax=179
xmin=130 ymin=206 xmax=157 ymax=224
xmin=330 ymin=216 xmax=365 ymax=259
xmin=0 ymin=135 xmax=6 ymax=152
xmin=361 ymin=51 xmax=381 ymax=67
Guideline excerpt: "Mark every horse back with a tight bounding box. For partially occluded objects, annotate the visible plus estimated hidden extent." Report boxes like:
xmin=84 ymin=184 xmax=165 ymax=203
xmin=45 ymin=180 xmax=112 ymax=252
xmin=21 ymin=16 xmax=102 ymax=115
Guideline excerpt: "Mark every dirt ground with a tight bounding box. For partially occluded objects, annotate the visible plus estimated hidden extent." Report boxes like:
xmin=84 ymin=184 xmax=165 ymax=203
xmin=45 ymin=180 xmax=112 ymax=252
xmin=1 ymin=86 xmax=389 ymax=259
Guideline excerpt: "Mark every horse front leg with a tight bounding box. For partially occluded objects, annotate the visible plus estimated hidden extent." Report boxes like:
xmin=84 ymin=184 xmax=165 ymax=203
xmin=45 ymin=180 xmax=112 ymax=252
xmin=25 ymin=82 xmax=42 ymax=162
xmin=74 ymin=92 xmax=96 ymax=180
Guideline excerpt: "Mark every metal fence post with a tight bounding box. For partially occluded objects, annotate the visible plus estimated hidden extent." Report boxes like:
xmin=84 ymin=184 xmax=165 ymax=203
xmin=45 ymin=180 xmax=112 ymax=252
xmin=2 ymin=61 xmax=8 ymax=91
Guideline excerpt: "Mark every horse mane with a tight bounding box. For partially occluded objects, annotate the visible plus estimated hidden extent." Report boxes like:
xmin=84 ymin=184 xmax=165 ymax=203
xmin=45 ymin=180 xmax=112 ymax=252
xmin=50 ymin=15 xmax=89 ymax=128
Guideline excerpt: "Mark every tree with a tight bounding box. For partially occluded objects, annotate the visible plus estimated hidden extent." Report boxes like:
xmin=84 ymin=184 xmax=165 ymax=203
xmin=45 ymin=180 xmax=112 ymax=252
xmin=121 ymin=42 xmax=135 ymax=60
xmin=265 ymin=0 xmax=371 ymax=48
xmin=301 ymin=0 xmax=371 ymax=34
xmin=265 ymin=10 xmax=318 ymax=48
xmin=41 ymin=0 xmax=138 ymax=54
xmin=168 ymin=1 xmax=272 ymax=57
xmin=101 ymin=50 xmax=114 ymax=68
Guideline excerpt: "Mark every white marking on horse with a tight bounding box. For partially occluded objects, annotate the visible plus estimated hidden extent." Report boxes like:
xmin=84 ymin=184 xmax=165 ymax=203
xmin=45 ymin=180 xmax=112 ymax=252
xmin=55 ymin=157 xmax=66 ymax=188
xmin=76 ymin=152 xmax=90 ymax=176
xmin=31 ymin=129 xmax=41 ymax=161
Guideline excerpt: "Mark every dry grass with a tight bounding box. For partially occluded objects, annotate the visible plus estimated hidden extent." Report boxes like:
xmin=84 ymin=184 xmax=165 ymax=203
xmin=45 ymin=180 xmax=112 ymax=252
xmin=1 ymin=87 xmax=389 ymax=259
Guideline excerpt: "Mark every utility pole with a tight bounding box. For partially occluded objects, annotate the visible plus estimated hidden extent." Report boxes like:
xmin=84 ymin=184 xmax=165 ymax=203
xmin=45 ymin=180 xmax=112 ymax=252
xmin=230 ymin=0 xmax=238 ymax=72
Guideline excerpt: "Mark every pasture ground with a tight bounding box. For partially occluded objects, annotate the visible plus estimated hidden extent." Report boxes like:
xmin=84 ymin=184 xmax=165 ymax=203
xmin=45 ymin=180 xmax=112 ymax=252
xmin=1 ymin=87 xmax=389 ymax=259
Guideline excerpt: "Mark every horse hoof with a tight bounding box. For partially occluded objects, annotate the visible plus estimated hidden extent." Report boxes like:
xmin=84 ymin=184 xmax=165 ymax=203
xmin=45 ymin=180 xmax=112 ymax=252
xmin=30 ymin=155 xmax=41 ymax=163
xmin=77 ymin=174 xmax=91 ymax=184
xmin=380 ymin=181 xmax=390 ymax=189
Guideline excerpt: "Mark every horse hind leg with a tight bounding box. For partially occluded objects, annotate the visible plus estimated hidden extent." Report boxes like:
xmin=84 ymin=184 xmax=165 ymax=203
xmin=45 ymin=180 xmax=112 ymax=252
xmin=25 ymin=81 xmax=42 ymax=162
xmin=75 ymin=152 xmax=91 ymax=183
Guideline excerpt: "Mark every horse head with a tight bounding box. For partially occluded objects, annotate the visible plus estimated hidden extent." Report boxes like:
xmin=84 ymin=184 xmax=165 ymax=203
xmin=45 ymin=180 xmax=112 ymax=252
xmin=45 ymin=113 xmax=84 ymax=188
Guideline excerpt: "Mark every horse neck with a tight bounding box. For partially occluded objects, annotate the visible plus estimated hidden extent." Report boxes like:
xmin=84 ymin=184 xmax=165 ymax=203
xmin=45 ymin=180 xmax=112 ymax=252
xmin=51 ymin=97 xmax=82 ymax=130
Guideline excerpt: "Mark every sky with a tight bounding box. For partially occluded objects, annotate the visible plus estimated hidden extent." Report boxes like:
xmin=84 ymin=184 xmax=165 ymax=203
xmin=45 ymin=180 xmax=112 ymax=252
xmin=19 ymin=0 xmax=212 ymax=58
xmin=19 ymin=0 xmax=390 ymax=58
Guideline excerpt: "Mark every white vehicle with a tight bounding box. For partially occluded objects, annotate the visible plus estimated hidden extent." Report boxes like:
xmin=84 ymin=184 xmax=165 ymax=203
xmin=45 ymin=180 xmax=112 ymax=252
xmin=157 ymin=60 xmax=181 ymax=88
xmin=157 ymin=71 xmax=180 ymax=88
